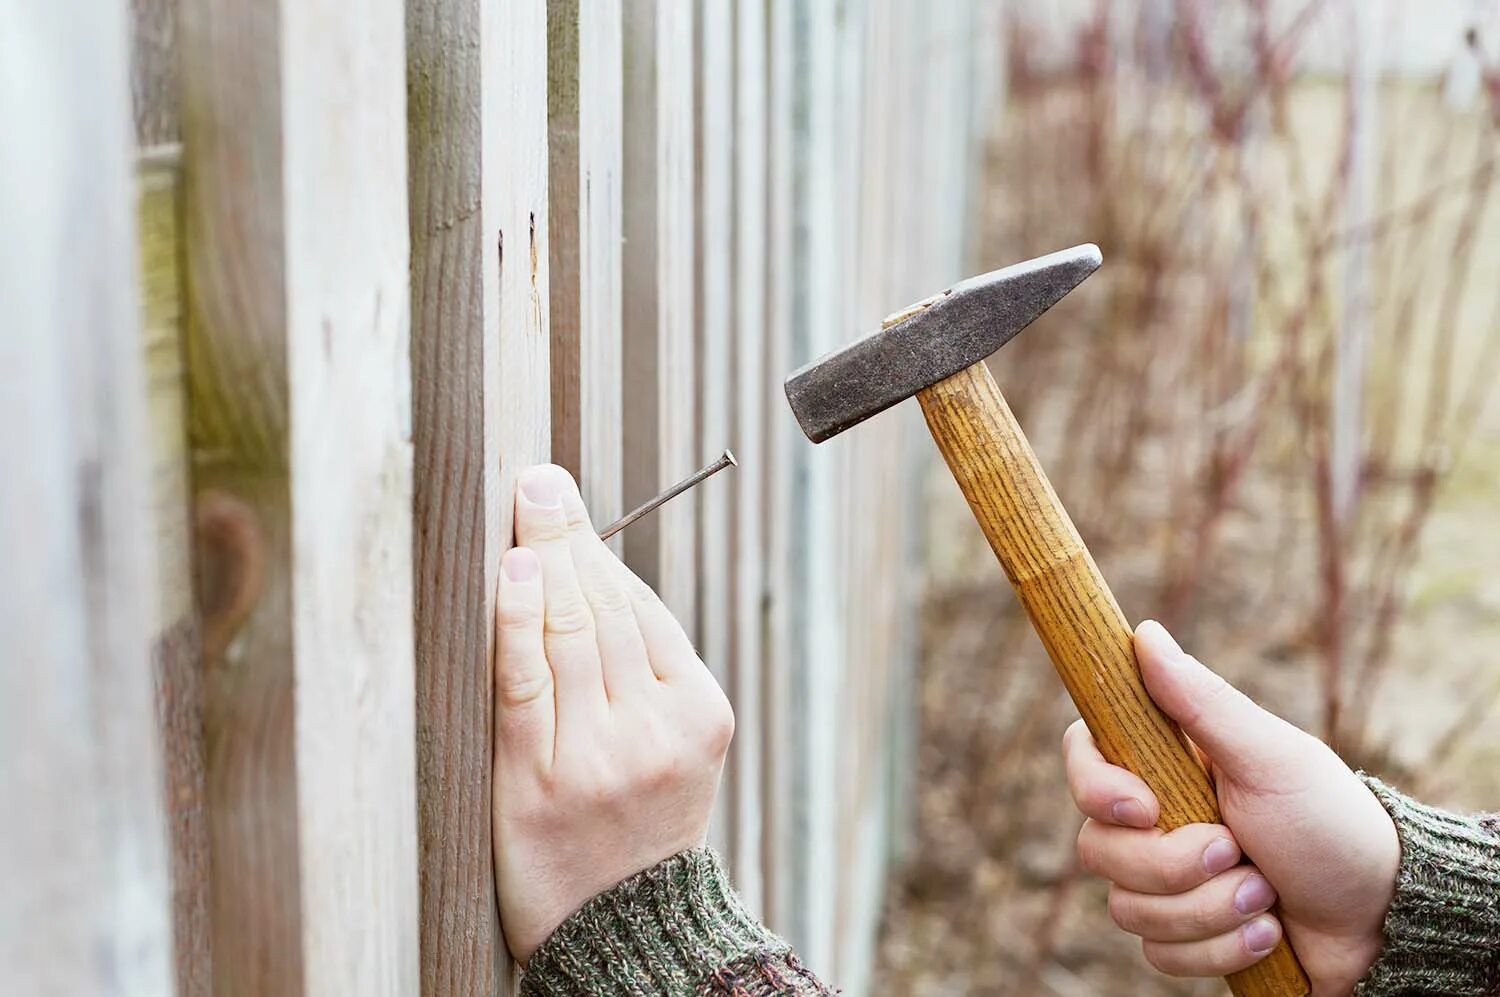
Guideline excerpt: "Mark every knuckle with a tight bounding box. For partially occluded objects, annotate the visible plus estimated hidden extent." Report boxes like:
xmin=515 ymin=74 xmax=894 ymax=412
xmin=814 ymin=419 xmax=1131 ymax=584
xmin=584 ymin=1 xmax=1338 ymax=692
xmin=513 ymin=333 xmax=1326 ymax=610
xmin=544 ymin=600 xmax=596 ymax=640
xmin=496 ymin=600 xmax=542 ymax=635
xmin=1075 ymin=823 xmax=1103 ymax=875
xmin=1141 ymin=941 xmax=1182 ymax=976
xmin=1106 ymin=887 xmax=1139 ymax=933
xmin=496 ymin=667 xmax=552 ymax=708
xmin=700 ymin=691 xmax=736 ymax=755
xmin=586 ymin=583 xmax=634 ymax=622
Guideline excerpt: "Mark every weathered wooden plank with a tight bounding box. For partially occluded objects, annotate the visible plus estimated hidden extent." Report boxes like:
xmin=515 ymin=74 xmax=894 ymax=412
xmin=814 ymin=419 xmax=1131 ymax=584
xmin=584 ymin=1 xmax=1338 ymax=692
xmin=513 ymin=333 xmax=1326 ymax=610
xmin=622 ymin=0 xmax=698 ymax=634
xmin=490 ymin=1 xmax=554 ymax=986
xmin=131 ymin=0 xmax=178 ymax=144
xmin=406 ymin=0 xmax=503 ymax=989
xmin=180 ymin=0 xmax=419 ymax=989
xmin=549 ymin=0 xmax=623 ymax=544
xmin=694 ymin=0 xmax=736 ymax=862
xmin=0 ymin=2 xmax=175 ymax=991
xmin=729 ymin=0 xmax=769 ymax=921
xmin=139 ymin=151 xmax=214 ymax=997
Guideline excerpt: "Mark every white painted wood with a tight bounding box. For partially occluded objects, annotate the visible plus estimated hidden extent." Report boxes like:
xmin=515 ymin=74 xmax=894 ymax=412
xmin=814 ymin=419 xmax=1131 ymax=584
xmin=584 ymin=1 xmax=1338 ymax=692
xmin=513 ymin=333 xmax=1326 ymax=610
xmin=0 ymin=2 xmax=174 ymax=992
xmin=695 ymin=0 xmax=736 ymax=861
xmin=549 ymin=0 xmax=623 ymax=544
xmin=623 ymin=0 xmax=698 ymax=635
xmin=280 ymin=0 xmax=419 ymax=990
xmin=180 ymin=0 xmax=419 ymax=987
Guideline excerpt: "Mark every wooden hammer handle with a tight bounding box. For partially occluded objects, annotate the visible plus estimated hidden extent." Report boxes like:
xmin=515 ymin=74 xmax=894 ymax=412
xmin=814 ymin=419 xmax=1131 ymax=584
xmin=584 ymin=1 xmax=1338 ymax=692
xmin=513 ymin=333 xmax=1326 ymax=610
xmin=916 ymin=362 xmax=1309 ymax=997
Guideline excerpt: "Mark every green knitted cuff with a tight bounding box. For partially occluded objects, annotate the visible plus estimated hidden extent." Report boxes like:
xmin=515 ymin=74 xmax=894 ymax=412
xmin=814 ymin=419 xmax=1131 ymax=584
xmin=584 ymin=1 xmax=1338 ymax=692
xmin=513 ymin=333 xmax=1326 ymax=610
xmin=519 ymin=847 xmax=789 ymax=996
xmin=1354 ymin=775 xmax=1500 ymax=997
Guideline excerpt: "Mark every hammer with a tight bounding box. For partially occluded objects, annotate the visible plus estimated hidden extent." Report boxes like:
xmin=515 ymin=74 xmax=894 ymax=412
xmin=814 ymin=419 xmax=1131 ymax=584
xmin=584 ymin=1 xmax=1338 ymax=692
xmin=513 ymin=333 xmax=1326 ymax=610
xmin=784 ymin=245 xmax=1309 ymax=997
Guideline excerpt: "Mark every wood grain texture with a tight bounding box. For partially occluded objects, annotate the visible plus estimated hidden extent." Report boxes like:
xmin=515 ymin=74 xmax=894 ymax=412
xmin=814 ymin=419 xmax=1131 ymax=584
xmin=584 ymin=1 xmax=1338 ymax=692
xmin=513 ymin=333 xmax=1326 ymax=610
xmin=694 ymin=0 xmax=735 ymax=862
xmin=406 ymin=0 xmax=502 ymax=989
xmin=730 ymin=0 xmax=769 ymax=922
xmin=139 ymin=153 xmax=214 ymax=997
xmin=181 ymin=0 xmax=420 ymax=989
xmin=131 ymin=0 xmax=178 ymax=144
xmin=548 ymin=0 xmax=623 ymax=543
xmin=0 ymin=1 xmax=174 ymax=989
xmin=622 ymin=0 xmax=698 ymax=634
xmin=917 ymin=361 xmax=1310 ymax=997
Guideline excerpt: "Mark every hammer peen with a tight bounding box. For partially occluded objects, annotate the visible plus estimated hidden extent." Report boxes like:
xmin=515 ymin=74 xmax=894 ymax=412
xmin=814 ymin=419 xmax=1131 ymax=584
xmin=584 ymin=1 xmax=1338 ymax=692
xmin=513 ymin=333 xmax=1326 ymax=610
xmin=784 ymin=245 xmax=1310 ymax=997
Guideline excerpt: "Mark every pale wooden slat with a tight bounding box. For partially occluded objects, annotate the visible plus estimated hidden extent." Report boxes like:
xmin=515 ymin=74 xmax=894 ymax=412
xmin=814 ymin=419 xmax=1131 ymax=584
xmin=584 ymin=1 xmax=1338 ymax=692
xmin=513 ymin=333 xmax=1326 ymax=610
xmin=549 ymin=0 xmax=624 ymax=542
xmin=0 ymin=2 xmax=174 ymax=991
xmin=788 ymin=0 xmax=846 ymax=974
xmin=180 ymin=0 xmax=419 ymax=990
xmin=760 ymin=0 xmax=799 ymax=945
xmin=130 ymin=0 xmax=178 ymax=145
xmin=139 ymin=151 xmax=214 ymax=997
xmin=623 ymin=0 xmax=698 ymax=634
xmin=694 ymin=0 xmax=736 ymax=862
xmin=730 ymin=0 xmax=769 ymax=921
xmin=490 ymin=6 xmax=554 ymax=987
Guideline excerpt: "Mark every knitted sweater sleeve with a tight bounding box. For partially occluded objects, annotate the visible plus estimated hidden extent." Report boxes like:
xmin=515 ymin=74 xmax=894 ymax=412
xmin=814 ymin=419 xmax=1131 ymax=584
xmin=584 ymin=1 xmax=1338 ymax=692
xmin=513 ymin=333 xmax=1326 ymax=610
xmin=518 ymin=848 xmax=833 ymax=996
xmin=1355 ymin=776 xmax=1500 ymax=996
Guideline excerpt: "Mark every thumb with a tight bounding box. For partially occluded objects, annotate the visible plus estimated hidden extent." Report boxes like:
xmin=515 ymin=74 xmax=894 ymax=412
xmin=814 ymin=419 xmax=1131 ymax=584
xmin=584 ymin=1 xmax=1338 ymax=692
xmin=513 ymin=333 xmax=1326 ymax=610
xmin=1135 ymin=620 xmax=1302 ymax=783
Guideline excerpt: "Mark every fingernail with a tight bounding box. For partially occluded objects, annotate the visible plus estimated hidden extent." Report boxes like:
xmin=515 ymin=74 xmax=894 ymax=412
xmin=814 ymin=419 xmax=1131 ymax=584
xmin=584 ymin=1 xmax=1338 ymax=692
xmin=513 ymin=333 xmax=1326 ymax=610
xmin=1202 ymin=837 xmax=1239 ymax=875
xmin=1242 ymin=915 xmax=1279 ymax=955
xmin=1233 ymin=873 xmax=1276 ymax=915
xmin=519 ymin=466 xmax=564 ymax=506
xmin=503 ymin=547 xmax=540 ymax=582
xmin=1110 ymin=799 xmax=1151 ymax=828
xmin=1137 ymin=619 xmax=1185 ymax=662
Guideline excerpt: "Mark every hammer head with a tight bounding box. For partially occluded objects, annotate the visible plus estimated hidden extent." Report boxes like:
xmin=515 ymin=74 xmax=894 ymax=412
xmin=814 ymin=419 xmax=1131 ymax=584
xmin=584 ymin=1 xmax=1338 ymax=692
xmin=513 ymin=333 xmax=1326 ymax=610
xmin=784 ymin=244 xmax=1102 ymax=443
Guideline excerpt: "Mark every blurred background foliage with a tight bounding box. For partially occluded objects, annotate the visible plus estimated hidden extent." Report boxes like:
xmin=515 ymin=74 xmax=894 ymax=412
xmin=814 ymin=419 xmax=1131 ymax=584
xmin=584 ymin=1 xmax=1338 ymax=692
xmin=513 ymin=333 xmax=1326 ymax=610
xmin=877 ymin=1 xmax=1500 ymax=992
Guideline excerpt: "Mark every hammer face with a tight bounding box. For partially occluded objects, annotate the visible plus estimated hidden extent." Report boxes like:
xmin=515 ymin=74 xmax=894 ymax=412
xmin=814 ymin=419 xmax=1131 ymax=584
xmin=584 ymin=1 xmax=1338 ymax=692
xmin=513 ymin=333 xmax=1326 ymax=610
xmin=784 ymin=244 xmax=1102 ymax=443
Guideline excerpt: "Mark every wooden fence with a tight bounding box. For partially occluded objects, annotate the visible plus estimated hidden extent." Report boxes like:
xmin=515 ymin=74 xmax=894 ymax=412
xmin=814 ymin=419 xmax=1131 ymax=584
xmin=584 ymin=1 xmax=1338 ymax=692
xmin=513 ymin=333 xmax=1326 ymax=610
xmin=2 ymin=0 xmax=991 ymax=993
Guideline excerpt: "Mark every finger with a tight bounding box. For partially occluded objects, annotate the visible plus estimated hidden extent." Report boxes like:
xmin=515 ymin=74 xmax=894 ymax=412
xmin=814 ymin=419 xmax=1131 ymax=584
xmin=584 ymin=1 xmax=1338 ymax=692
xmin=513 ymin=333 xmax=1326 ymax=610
xmin=554 ymin=479 xmax=656 ymax=700
xmin=494 ymin=546 xmax=554 ymax=766
xmin=616 ymin=561 xmax=706 ymax=685
xmin=514 ymin=465 xmax=608 ymax=726
xmin=1135 ymin=620 xmax=1308 ymax=784
xmin=1063 ymin=719 xmax=1160 ymax=828
xmin=1140 ymin=914 xmax=1283 ymax=977
xmin=1108 ymin=866 xmax=1278 ymax=943
xmin=1077 ymin=819 xmax=1241 ymax=895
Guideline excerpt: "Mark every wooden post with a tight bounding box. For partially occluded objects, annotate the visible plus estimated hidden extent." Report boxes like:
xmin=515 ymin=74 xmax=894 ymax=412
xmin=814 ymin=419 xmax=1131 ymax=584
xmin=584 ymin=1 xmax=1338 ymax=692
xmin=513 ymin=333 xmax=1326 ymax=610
xmin=623 ymin=0 xmax=698 ymax=634
xmin=549 ymin=0 xmax=624 ymax=541
xmin=180 ymin=0 xmax=419 ymax=990
xmin=0 ymin=1 xmax=174 ymax=990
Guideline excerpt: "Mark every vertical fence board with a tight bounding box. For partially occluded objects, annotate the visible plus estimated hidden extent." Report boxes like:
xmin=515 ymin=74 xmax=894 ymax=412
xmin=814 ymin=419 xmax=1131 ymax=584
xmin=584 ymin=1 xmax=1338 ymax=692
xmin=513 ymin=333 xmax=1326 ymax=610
xmin=623 ymin=0 xmax=698 ymax=633
xmin=694 ymin=0 xmax=736 ymax=861
xmin=549 ymin=0 xmax=624 ymax=537
xmin=0 ymin=2 xmax=174 ymax=991
xmin=761 ymin=0 xmax=798 ymax=945
xmin=405 ymin=0 xmax=513 ymax=987
xmin=139 ymin=150 xmax=214 ymax=997
xmin=130 ymin=0 xmax=178 ymax=145
xmin=731 ymin=0 xmax=769 ymax=922
xmin=181 ymin=0 xmax=419 ymax=989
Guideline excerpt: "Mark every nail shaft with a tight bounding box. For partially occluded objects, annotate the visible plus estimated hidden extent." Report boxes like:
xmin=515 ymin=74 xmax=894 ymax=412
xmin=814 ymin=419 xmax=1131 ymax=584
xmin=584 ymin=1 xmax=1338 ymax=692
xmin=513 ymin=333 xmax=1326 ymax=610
xmin=598 ymin=449 xmax=738 ymax=541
